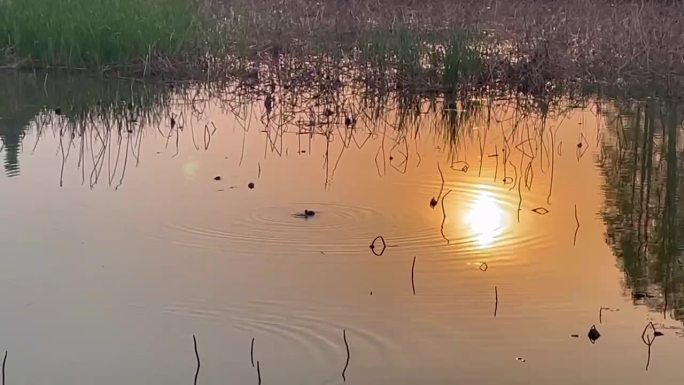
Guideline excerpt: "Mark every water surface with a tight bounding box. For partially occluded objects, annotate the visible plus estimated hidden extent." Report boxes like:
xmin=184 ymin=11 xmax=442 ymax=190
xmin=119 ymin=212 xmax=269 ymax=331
xmin=0 ymin=74 xmax=683 ymax=384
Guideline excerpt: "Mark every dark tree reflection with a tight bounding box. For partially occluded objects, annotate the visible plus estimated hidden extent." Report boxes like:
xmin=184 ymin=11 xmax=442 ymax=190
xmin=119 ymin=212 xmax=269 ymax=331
xmin=601 ymin=99 xmax=684 ymax=321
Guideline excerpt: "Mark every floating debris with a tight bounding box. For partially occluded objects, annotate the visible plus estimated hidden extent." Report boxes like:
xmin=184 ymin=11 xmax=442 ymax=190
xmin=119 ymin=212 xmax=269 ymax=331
xmin=293 ymin=209 xmax=316 ymax=219
xmin=479 ymin=262 xmax=488 ymax=272
xmin=411 ymin=256 xmax=417 ymax=295
xmin=588 ymin=325 xmax=601 ymax=343
xmin=516 ymin=357 xmax=526 ymax=363
xmin=369 ymin=236 xmax=387 ymax=256
xmin=570 ymin=334 xmax=580 ymax=338
xmin=532 ymin=207 xmax=550 ymax=215
xmin=431 ymin=163 xmax=445 ymax=209
xmin=452 ymin=161 xmax=469 ymax=173
xmin=342 ymin=329 xmax=351 ymax=381
xmin=213 ymin=176 xmax=222 ymax=181
xmin=248 ymin=182 xmax=255 ymax=189
xmin=642 ymin=322 xmax=660 ymax=371
xmin=494 ymin=286 xmax=498 ymax=317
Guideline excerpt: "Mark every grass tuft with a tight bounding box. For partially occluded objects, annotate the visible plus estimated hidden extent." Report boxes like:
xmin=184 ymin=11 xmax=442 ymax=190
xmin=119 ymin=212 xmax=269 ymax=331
xmin=0 ymin=0 xmax=205 ymax=67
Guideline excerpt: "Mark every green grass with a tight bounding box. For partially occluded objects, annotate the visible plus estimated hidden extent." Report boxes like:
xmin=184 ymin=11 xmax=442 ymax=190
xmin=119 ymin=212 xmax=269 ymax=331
xmin=0 ymin=0 xmax=205 ymax=67
xmin=361 ymin=27 xmax=482 ymax=89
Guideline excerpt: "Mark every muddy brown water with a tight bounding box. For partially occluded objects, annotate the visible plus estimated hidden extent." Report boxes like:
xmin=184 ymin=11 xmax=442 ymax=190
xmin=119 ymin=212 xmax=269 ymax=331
xmin=0 ymin=74 xmax=683 ymax=384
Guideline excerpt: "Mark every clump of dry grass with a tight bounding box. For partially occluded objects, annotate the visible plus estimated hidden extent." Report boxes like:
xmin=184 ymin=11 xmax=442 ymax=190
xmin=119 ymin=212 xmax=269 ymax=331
xmin=206 ymin=0 xmax=684 ymax=96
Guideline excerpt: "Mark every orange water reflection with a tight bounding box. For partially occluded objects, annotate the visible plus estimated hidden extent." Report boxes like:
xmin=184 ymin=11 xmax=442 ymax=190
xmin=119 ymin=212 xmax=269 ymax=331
xmin=463 ymin=188 xmax=506 ymax=249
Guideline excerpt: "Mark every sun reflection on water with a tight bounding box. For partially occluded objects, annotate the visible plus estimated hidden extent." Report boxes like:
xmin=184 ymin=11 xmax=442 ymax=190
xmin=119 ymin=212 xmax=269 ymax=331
xmin=464 ymin=190 xmax=506 ymax=249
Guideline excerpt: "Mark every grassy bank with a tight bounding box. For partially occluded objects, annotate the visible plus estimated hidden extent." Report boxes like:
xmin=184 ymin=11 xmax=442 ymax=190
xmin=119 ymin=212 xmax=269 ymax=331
xmin=0 ymin=0 xmax=212 ymax=74
xmin=1 ymin=0 xmax=684 ymax=96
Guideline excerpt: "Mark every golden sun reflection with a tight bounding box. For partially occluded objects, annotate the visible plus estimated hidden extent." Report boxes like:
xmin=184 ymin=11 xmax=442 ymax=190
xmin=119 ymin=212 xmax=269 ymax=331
xmin=464 ymin=190 xmax=505 ymax=248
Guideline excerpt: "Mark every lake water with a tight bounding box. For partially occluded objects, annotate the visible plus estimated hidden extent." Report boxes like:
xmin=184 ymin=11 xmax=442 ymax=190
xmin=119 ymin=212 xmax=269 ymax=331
xmin=1 ymin=73 xmax=683 ymax=384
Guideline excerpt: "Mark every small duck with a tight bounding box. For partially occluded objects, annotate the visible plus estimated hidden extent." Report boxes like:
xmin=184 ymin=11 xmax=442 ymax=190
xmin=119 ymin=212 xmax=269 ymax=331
xmin=293 ymin=209 xmax=316 ymax=219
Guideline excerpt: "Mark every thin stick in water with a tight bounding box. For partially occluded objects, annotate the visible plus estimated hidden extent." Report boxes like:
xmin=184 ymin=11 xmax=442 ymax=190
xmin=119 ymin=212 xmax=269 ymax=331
xmin=573 ymin=204 xmax=580 ymax=246
xmin=494 ymin=286 xmax=499 ymax=317
xmin=440 ymin=190 xmax=453 ymax=244
xmin=342 ymin=329 xmax=350 ymax=382
xmin=193 ymin=335 xmax=200 ymax=385
xmin=411 ymin=256 xmax=417 ymax=295
xmin=256 ymin=360 xmax=262 ymax=385
xmin=2 ymin=350 xmax=6 ymax=385
xmin=250 ymin=337 xmax=255 ymax=367
xmin=431 ymin=163 xmax=445 ymax=208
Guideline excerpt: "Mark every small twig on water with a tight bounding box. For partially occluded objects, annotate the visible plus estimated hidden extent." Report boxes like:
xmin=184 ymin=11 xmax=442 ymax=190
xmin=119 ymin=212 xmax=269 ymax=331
xmin=641 ymin=322 xmax=659 ymax=371
xmin=2 ymin=350 xmax=6 ymax=385
xmin=342 ymin=329 xmax=350 ymax=382
xmin=411 ymin=256 xmax=417 ymax=295
xmin=440 ymin=190 xmax=453 ymax=244
xmin=193 ymin=335 xmax=200 ymax=385
xmin=250 ymin=337 xmax=255 ymax=367
xmin=369 ymin=236 xmax=387 ymax=256
xmin=573 ymin=204 xmax=580 ymax=246
xmin=431 ymin=163 xmax=445 ymax=208
xmin=494 ymin=286 xmax=499 ymax=317
xmin=256 ymin=360 xmax=262 ymax=385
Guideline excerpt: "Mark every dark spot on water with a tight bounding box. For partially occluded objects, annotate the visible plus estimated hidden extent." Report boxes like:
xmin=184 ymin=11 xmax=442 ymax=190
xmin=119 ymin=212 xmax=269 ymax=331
xmin=248 ymin=182 xmax=255 ymax=189
xmin=577 ymin=142 xmax=583 ymax=148
xmin=214 ymin=176 xmax=222 ymax=181
xmin=294 ymin=209 xmax=316 ymax=219
xmin=570 ymin=334 xmax=579 ymax=338
xmin=430 ymin=197 xmax=438 ymax=208
xmin=54 ymin=107 xmax=62 ymax=115
xmin=654 ymin=331 xmax=664 ymax=337
xmin=588 ymin=325 xmax=601 ymax=343
xmin=633 ymin=291 xmax=652 ymax=300
xmin=370 ymin=291 xmax=373 ymax=296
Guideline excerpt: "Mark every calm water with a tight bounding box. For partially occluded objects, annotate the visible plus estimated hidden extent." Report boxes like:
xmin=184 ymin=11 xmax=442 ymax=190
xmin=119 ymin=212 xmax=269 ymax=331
xmin=1 ymin=74 xmax=683 ymax=384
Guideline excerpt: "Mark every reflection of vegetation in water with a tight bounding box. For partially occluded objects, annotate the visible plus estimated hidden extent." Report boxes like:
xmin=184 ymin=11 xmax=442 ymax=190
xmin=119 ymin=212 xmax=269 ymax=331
xmin=0 ymin=73 xmax=173 ymax=184
xmin=0 ymin=73 xmax=42 ymax=176
xmin=2 ymin=72 xmax=579 ymax=195
xmin=600 ymin=99 xmax=684 ymax=322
